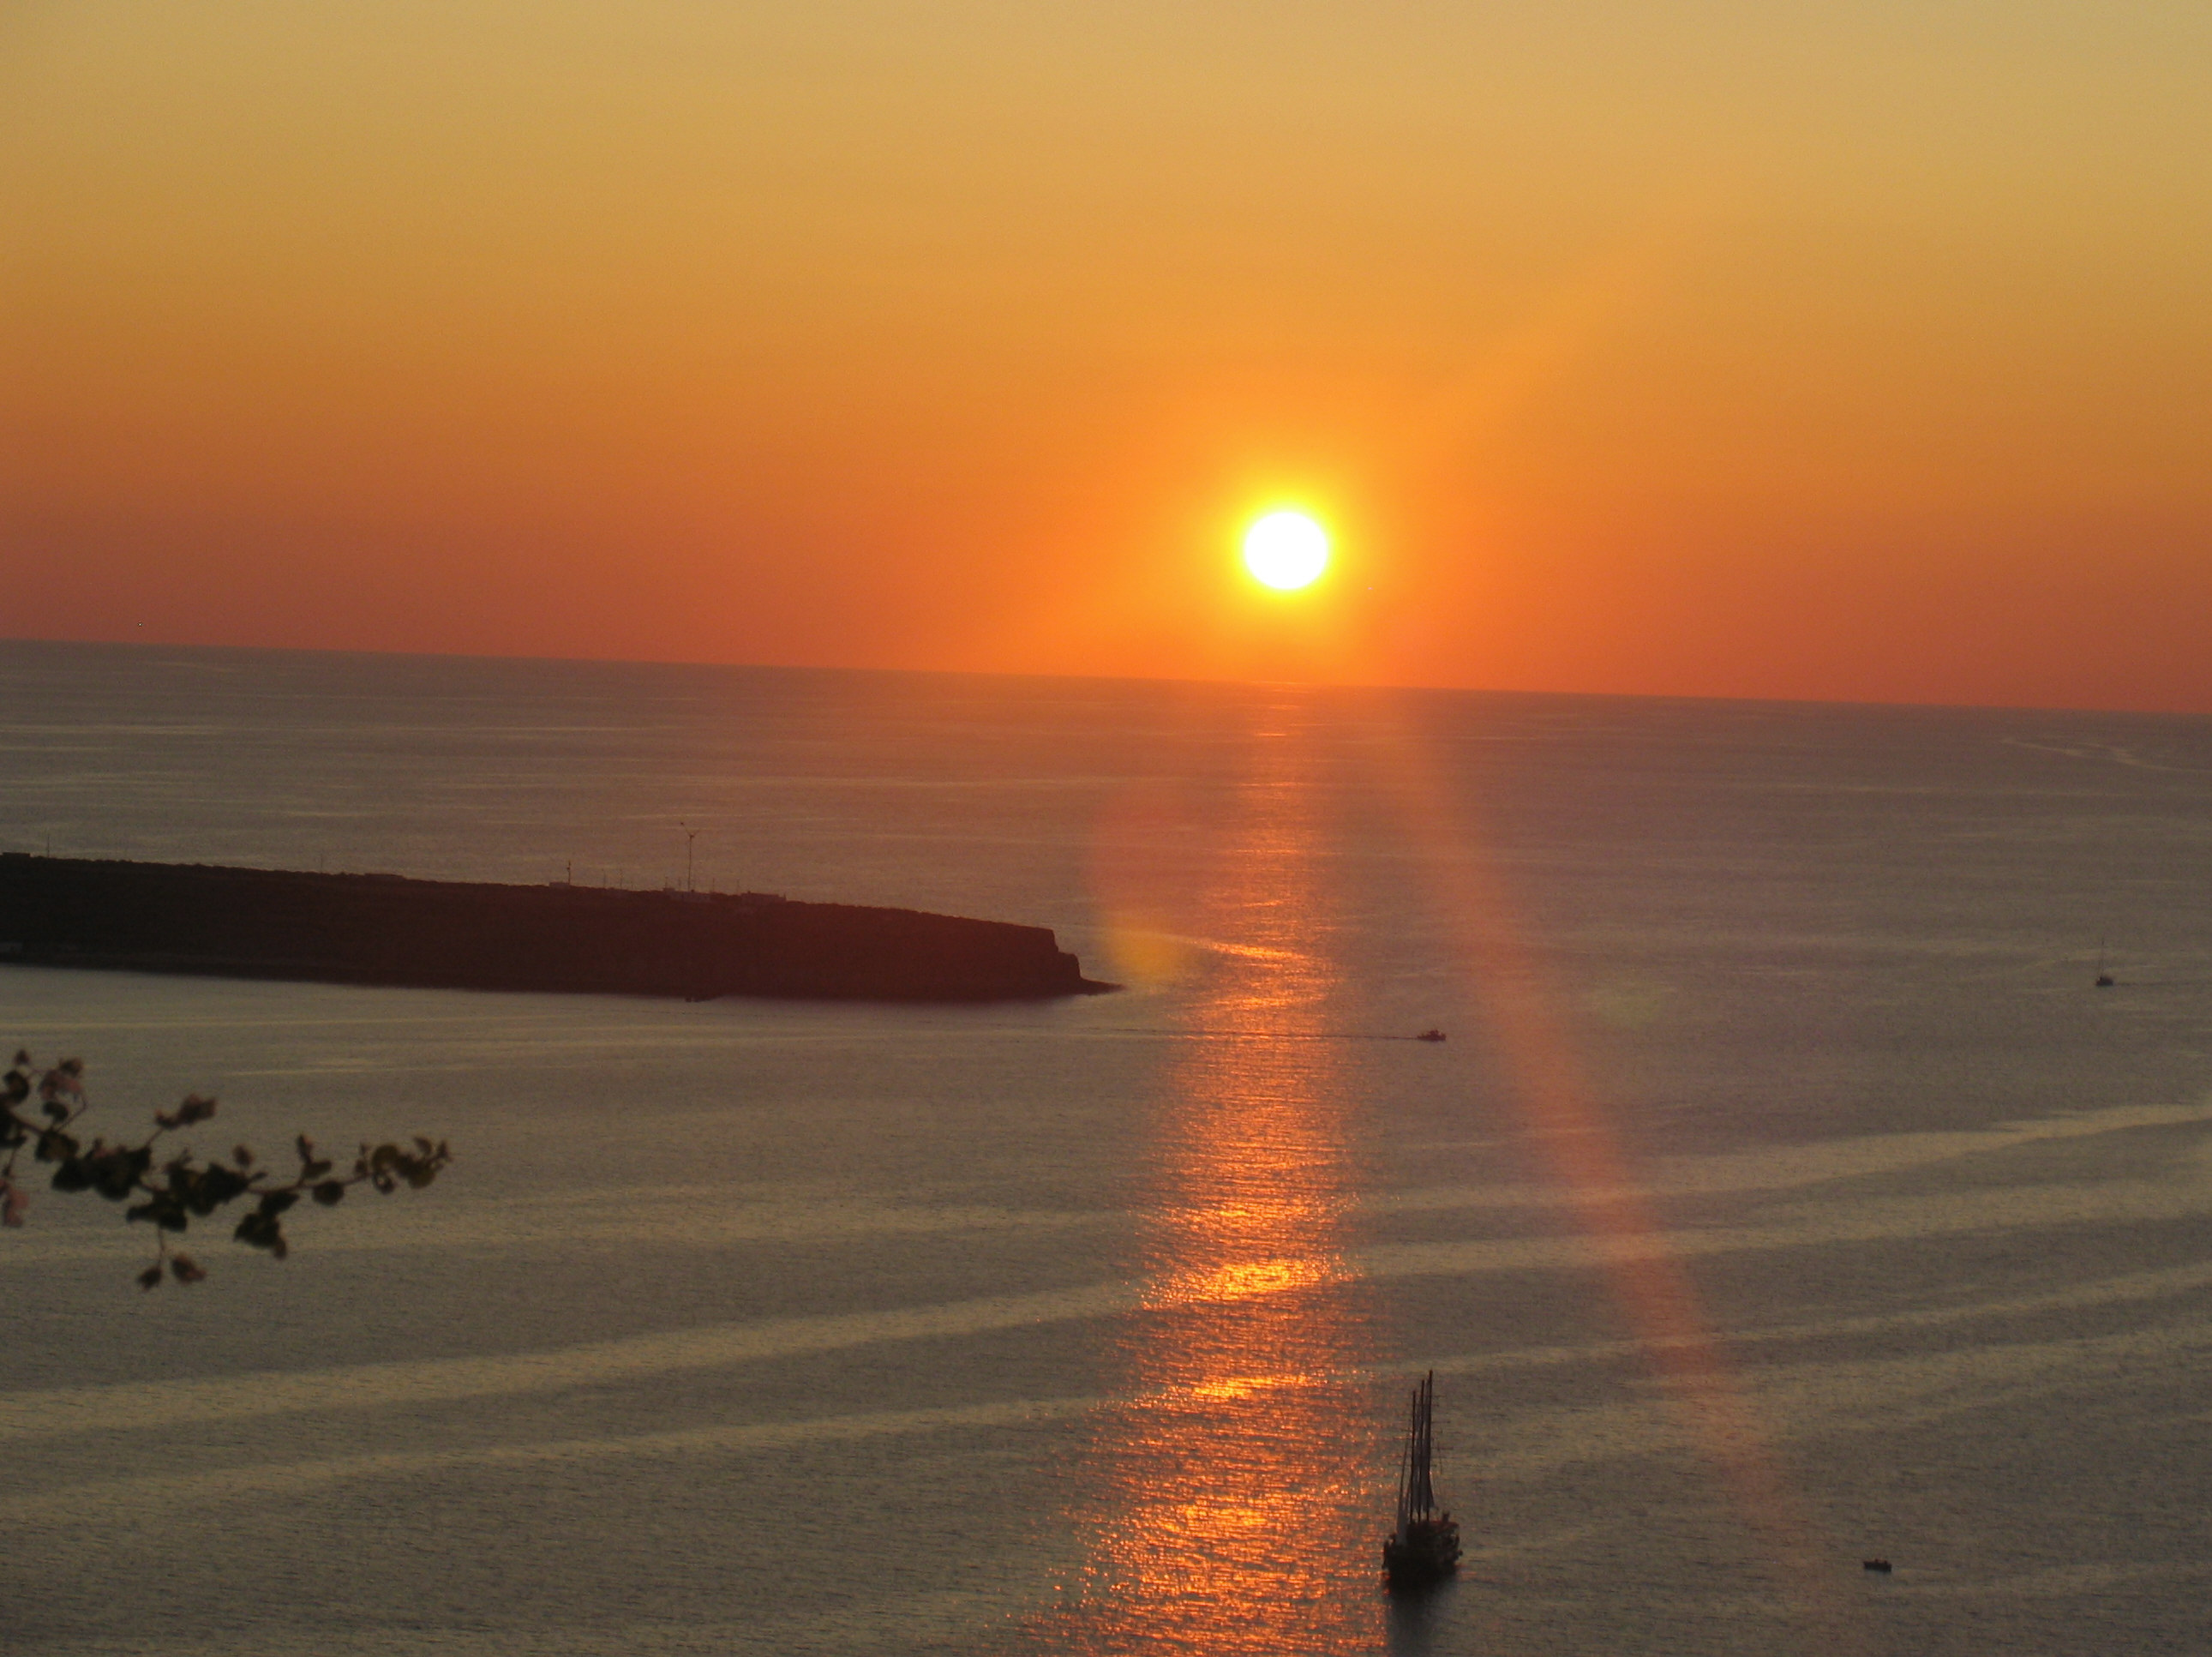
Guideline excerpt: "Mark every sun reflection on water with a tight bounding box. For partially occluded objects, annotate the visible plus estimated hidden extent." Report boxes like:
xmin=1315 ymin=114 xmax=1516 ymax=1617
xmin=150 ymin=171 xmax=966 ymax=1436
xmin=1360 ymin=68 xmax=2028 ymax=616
xmin=1043 ymin=714 xmax=1385 ymax=1654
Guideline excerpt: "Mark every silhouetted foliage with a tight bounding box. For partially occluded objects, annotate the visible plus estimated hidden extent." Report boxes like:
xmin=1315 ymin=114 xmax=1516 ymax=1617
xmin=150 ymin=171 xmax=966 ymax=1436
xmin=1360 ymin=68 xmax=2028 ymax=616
xmin=1 ymin=1049 xmax=449 ymax=1288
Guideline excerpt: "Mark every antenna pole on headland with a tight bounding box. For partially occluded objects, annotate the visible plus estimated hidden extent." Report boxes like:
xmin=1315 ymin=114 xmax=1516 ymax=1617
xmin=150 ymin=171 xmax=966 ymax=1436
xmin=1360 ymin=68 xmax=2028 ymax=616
xmin=680 ymin=824 xmax=698 ymax=892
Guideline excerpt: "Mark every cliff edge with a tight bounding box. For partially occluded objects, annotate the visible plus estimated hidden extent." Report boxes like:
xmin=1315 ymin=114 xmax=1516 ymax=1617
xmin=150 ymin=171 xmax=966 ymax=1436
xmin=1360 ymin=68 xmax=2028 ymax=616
xmin=0 ymin=855 xmax=1112 ymax=1003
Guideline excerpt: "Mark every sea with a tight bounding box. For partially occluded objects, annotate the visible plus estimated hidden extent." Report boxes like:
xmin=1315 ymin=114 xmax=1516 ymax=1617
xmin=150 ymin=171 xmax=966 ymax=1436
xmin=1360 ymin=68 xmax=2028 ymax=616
xmin=3 ymin=637 xmax=2209 ymax=1656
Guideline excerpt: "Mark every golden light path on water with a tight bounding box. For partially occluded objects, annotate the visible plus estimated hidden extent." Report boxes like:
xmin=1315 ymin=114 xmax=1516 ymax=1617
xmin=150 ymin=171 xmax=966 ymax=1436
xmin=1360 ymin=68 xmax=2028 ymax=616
xmin=1043 ymin=705 xmax=1382 ymax=1654
xmin=1058 ymin=687 xmax=1873 ymax=1652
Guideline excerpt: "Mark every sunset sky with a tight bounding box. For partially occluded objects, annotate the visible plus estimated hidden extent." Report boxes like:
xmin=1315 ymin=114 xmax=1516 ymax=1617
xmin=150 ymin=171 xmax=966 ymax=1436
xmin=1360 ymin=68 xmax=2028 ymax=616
xmin=5 ymin=2 xmax=2208 ymax=711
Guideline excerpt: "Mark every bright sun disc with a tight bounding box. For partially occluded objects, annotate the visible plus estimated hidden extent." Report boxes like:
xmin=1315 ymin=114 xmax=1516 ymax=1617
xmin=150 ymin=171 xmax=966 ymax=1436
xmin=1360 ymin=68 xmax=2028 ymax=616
xmin=1242 ymin=512 xmax=1330 ymax=590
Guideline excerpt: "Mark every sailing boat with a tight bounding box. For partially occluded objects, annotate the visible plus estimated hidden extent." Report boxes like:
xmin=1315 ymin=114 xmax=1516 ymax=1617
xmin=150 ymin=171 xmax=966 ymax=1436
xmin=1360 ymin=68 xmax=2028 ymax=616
xmin=1382 ymin=1370 xmax=1461 ymax=1589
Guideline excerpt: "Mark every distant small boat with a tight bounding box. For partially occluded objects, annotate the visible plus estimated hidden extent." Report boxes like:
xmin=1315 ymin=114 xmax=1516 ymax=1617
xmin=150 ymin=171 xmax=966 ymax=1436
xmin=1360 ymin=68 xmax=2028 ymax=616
xmin=1415 ymin=1029 xmax=1447 ymax=1042
xmin=1862 ymin=1558 xmax=1893 ymax=1573
xmin=1382 ymin=1371 xmax=1461 ymax=1590
xmin=2095 ymin=939 xmax=2115 ymax=988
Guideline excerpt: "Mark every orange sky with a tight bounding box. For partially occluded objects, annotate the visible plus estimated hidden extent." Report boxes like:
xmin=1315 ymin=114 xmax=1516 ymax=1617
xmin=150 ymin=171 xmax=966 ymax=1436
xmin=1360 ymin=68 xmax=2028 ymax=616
xmin=4 ymin=2 xmax=2209 ymax=711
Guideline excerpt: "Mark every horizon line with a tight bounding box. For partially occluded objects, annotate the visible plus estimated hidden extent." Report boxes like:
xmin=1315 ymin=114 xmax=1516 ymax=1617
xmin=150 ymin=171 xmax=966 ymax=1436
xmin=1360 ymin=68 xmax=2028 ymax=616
xmin=3 ymin=630 xmax=2207 ymax=726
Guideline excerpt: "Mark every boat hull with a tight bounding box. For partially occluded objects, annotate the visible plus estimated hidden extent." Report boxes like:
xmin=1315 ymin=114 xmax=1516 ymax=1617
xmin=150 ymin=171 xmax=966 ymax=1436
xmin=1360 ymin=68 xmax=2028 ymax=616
xmin=1383 ymin=1518 xmax=1461 ymax=1589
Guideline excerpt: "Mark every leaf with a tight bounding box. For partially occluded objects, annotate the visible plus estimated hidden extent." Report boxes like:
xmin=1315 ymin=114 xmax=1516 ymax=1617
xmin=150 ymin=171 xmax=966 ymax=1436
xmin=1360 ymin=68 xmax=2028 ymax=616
xmin=232 ymin=1144 xmax=255 ymax=1168
xmin=126 ymin=1197 xmax=188 ymax=1232
xmin=312 ymin=1180 xmax=345 ymax=1206
xmin=137 ymin=1263 xmax=164 ymax=1290
xmin=0 ymin=1176 xmax=27 ymax=1228
xmin=170 ymin=1254 xmax=207 ymax=1284
xmin=188 ymin=1164 xmax=250 ymax=1214
xmin=175 ymin=1094 xmax=216 ymax=1126
xmin=91 ymin=1147 xmax=149 ymax=1200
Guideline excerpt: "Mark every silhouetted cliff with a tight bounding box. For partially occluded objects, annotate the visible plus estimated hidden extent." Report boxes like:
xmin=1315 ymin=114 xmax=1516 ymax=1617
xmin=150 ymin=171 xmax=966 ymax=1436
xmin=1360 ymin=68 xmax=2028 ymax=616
xmin=0 ymin=855 xmax=1109 ymax=1003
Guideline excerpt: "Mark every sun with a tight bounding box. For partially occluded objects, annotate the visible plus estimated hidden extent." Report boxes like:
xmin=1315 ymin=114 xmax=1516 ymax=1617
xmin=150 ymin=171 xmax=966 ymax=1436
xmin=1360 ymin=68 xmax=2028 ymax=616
xmin=1241 ymin=511 xmax=1330 ymax=591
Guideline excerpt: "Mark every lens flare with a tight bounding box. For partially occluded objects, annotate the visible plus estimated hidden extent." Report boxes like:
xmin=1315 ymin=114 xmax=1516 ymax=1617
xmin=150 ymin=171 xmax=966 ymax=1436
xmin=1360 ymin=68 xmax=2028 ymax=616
xmin=1241 ymin=512 xmax=1329 ymax=591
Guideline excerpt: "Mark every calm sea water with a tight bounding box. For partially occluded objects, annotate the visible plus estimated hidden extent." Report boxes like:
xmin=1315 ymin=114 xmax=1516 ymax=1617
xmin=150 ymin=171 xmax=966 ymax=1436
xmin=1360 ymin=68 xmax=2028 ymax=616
xmin=3 ymin=639 xmax=2210 ymax=1655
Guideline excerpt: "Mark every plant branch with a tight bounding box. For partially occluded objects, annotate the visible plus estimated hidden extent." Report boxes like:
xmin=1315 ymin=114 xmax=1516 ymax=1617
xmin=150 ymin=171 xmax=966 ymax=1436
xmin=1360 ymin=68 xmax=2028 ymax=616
xmin=2 ymin=1049 xmax=450 ymax=1288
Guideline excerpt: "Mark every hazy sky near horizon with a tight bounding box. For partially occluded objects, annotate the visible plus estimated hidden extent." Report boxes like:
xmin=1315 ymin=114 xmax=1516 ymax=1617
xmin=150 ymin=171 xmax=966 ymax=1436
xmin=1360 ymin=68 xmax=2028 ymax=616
xmin=4 ymin=2 xmax=2209 ymax=711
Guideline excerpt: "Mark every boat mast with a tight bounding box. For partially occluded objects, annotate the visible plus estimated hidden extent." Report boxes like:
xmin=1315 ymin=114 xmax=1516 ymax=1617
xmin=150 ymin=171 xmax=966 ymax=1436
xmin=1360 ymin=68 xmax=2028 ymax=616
xmin=1409 ymin=1370 xmax=1436 ymax=1518
xmin=1394 ymin=1370 xmax=1440 ymax=1537
xmin=1394 ymin=1392 xmax=1415 ymax=1536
